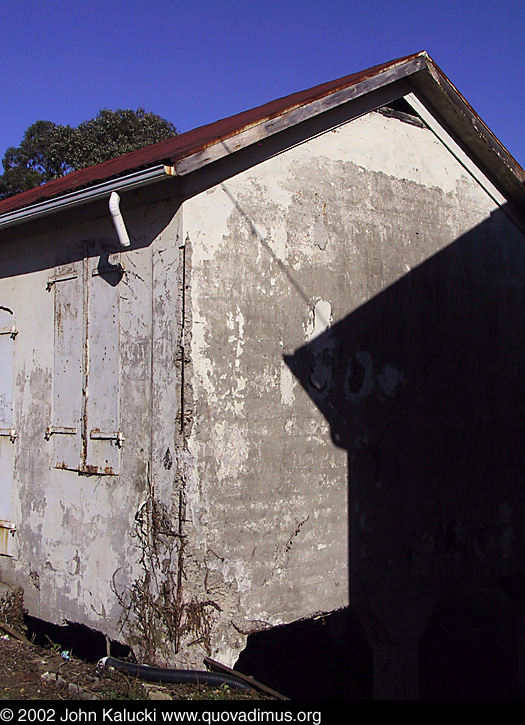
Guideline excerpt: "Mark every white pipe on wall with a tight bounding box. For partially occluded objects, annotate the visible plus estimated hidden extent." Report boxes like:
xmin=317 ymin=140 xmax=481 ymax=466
xmin=109 ymin=191 xmax=131 ymax=247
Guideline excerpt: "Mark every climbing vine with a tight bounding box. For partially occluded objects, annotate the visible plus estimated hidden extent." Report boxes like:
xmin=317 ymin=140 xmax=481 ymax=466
xmin=113 ymin=468 xmax=220 ymax=662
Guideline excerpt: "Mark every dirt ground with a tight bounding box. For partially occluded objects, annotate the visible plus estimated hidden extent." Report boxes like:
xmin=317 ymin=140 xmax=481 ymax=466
xmin=0 ymin=634 xmax=276 ymax=701
xmin=0 ymin=589 xmax=276 ymax=702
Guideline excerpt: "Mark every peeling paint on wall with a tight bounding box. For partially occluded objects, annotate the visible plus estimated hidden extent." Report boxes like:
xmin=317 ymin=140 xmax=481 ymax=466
xmin=0 ymin=103 xmax=523 ymax=683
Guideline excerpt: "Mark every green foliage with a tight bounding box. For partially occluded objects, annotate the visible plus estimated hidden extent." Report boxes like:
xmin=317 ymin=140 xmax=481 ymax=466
xmin=0 ymin=121 xmax=74 ymax=198
xmin=68 ymin=108 xmax=177 ymax=169
xmin=0 ymin=109 xmax=177 ymax=200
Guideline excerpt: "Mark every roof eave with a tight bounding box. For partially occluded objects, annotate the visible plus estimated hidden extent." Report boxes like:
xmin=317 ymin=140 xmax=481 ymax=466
xmin=169 ymin=55 xmax=428 ymax=178
xmin=0 ymin=51 xmax=522 ymax=230
xmin=0 ymin=165 xmax=170 ymax=230
xmin=409 ymin=56 xmax=525 ymax=208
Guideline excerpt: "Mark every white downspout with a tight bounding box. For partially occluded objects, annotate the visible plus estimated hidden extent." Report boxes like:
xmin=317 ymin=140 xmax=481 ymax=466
xmin=109 ymin=191 xmax=130 ymax=247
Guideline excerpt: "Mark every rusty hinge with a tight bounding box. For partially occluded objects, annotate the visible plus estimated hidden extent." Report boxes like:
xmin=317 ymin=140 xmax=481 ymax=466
xmin=90 ymin=429 xmax=125 ymax=447
xmin=0 ymin=326 xmax=17 ymax=338
xmin=46 ymin=271 xmax=77 ymax=290
xmin=45 ymin=426 xmax=77 ymax=440
xmin=0 ymin=429 xmax=17 ymax=442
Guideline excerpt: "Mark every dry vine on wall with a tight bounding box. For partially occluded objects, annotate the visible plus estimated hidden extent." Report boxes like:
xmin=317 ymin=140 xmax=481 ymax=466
xmin=113 ymin=234 xmax=220 ymax=663
xmin=113 ymin=470 xmax=220 ymax=663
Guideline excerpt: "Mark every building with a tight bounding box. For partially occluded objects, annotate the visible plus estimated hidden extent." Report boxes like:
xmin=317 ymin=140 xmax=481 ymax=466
xmin=0 ymin=52 xmax=524 ymax=699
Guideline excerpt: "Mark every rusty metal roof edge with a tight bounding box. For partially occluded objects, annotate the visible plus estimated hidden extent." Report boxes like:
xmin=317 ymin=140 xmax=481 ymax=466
xmin=172 ymin=57 xmax=427 ymax=178
xmin=411 ymin=54 xmax=525 ymax=202
xmin=168 ymin=52 xmax=428 ymax=160
xmin=0 ymin=50 xmax=523 ymax=226
xmin=0 ymin=53 xmax=429 ymax=224
xmin=0 ymin=165 xmax=169 ymax=230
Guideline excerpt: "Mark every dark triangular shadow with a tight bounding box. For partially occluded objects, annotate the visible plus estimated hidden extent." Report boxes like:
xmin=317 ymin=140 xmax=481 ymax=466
xmin=285 ymin=203 xmax=525 ymax=698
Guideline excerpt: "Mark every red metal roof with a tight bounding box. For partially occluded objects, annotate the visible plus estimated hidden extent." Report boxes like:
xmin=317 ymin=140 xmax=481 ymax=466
xmin=0 ymin=52 xmax=424 ymax=216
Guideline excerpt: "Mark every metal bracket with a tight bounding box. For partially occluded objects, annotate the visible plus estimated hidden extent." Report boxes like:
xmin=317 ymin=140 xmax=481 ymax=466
xmin=90 ymin=429 xmax=125 ymax=447
xmin=0 ymin=326 xmax=18 ymax=338
xmin=46 ymin=271 xmax=78 ymax=290
xmin=0 ymin=429 xmax=17 ymax=442
xmin=91 ymin=263 xmax=125 ymax=278
xmin=45 ymin=426 xmax=77 ymax=440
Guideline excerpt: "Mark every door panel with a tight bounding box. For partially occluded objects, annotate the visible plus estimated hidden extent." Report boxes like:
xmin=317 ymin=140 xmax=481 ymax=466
xmin=85 ymin=250 xmax=122 ymax=475
xmin=48 ymin=246 xmax=123 ymax=476
xmin=50 ymin=262 xmax=83 ymax=471
xmin=0 ymin=307 xmax=16 ymax=555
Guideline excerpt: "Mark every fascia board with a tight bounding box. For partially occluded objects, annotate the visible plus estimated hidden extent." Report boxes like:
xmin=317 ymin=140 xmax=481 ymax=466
xmin=172 ymin=57 xmax=427 ymax=177
xmin=409 ymin=61 xmax=525 ymax=209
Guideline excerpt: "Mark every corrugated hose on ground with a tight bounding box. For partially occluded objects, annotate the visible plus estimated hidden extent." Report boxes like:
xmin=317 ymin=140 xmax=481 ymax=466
xmin=98 ymin=656 xmax=251 ymax=690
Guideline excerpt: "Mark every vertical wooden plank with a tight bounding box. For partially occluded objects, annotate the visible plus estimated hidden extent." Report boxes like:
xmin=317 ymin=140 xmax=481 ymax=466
xmin=84 ymin=245 xmax=121 ymax=475
xmin=151 ymin=213 xmax=182 ymax=502
xmin=52 ymin=261 xmax=83 ymax=471
xmin=0 ymin=307 xmax=15 ymax=555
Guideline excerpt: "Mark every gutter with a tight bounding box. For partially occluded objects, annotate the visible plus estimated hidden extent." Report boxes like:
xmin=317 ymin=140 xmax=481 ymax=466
xmin=0 ymin=164 xmax=172 ymax=231
xmin=1 ymin=54 xmax=523 ymax=232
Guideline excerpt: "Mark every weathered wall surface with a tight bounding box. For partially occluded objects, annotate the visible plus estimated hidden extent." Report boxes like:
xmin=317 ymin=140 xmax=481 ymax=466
xmin=181 ymin=107 xmax=523 ymax=669
xmin=1 ymin=103 xmax=523 ymax=689
xmin=0 ymin=198 xmax=183 ymax=654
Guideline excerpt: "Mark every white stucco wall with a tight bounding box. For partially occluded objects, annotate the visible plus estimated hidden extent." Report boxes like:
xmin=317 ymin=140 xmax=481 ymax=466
xmin=0 ymin=104 xmax=518 ymax=673
xmin=181 ymin=108 xmax=505 ymax=665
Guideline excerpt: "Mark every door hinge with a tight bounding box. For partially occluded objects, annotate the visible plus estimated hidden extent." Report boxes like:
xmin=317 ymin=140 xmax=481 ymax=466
xmin=45 ymin=426 xmax=77 ymax=440
xmin=0 ymin=429 xmax=17 ymax=442
xmin=47 ymin=271 xmax=77 ymax=289
xmin=90 ymin=429 xmax=125 ymax=447
xmin=0 ymin=326 xmax=17 ymax=338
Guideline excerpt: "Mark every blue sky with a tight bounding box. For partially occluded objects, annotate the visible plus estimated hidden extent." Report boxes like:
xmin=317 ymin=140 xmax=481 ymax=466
xmin=1 ymin=0 xmax=524 ymax=168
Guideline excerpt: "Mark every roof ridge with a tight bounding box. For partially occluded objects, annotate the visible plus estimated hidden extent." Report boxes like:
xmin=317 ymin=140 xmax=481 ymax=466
xmin=1 ymin=51 xmax=523 ymax=222
xmin=0 ymin=53 xmax=427 ymax=216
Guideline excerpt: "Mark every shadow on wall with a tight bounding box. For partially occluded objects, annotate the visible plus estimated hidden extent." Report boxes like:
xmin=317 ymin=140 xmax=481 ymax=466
xmin=284 ymin=204 xmax=525 ymax=699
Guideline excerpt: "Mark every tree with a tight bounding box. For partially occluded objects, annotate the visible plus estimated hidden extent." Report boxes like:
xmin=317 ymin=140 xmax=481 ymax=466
xmin=68 ymin=108 xmax=177 ymax=169
xmin=0 ymin=109 xmax=177 ymax=200
xmin=0 ymin=121 xmax=75 ymax=198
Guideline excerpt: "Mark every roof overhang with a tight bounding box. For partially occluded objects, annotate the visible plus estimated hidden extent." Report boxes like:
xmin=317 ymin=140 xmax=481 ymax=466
xmin=409 ymin=57 xmax=525 ymax=209
xmin=0 ymin=165 xmax=169 ymax=230
xmin=0 ymin=52 xmax=523 ymax=231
